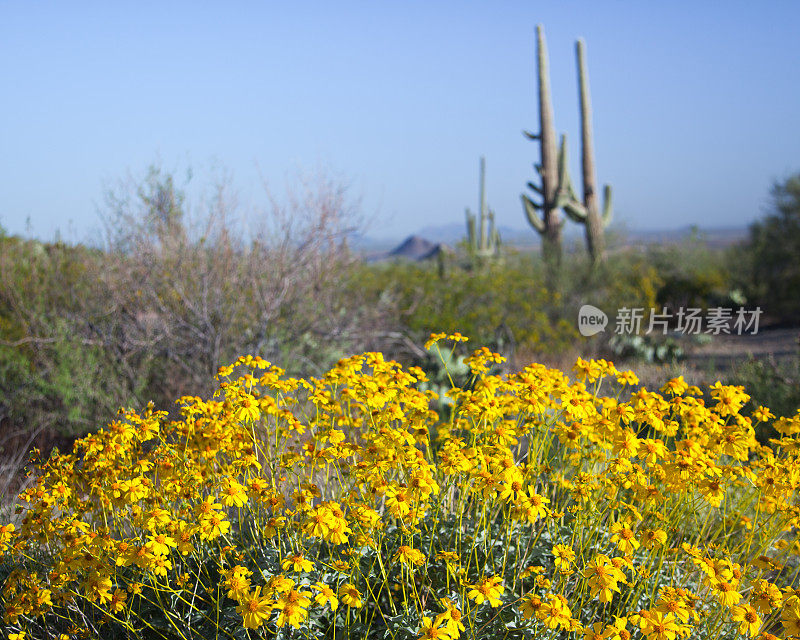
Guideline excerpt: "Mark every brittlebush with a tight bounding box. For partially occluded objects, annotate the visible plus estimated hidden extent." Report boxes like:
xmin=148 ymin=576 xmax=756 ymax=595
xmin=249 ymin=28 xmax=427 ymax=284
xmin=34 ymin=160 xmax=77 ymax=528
xmin=2 ymin=334 xmax=800 ymax=639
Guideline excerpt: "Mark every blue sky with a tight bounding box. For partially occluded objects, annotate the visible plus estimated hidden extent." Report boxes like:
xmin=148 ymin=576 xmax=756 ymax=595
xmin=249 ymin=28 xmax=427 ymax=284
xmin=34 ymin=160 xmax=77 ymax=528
xmin=1 ymin=1 xmax=798 ymax=242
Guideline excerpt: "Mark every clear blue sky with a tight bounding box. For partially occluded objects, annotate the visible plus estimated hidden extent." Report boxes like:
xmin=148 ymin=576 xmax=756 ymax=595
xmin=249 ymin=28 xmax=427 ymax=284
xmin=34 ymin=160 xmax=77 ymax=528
xmin=1 ymin=1 xmax=798 ymax=242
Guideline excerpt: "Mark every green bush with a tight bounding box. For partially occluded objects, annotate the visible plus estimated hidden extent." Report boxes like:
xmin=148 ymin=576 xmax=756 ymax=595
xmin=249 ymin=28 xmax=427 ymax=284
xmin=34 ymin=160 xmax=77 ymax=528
xmin=737 ymin=173 xmax=800 ymax=322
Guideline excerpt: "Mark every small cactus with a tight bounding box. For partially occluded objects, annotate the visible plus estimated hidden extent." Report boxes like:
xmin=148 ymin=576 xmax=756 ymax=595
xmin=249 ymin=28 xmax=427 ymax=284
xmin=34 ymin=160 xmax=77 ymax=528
xmin=465 ymin=156 xmax=501 ymax=260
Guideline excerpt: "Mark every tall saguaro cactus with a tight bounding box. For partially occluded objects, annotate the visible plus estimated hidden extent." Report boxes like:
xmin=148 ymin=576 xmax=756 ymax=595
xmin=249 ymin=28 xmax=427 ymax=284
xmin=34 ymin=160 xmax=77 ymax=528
xmin=465 ymin=156 xmax=501 ymax=260
xmin=521 ymin=25 xmax=570 ymax=278
xmin=562 ymin=38 xmax=613 ymax=263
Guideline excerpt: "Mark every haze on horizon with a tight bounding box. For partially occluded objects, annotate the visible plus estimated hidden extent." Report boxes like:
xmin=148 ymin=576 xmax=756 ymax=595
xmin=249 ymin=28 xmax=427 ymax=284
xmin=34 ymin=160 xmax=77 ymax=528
xmin=1 ymin=1 xmax=798 ymax=243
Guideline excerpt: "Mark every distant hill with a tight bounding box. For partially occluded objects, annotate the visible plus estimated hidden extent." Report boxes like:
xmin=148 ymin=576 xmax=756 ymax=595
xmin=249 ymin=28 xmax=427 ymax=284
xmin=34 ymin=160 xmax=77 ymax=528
xmin=352 ymin=224 xmax=749 ymax=258
xmin=414 ymin=222 xmax=537 ymax=246
xmin=389 ymin=235 xmax=437 ymax=259
xmin=364 ymin=235 xmax=451 ymax=263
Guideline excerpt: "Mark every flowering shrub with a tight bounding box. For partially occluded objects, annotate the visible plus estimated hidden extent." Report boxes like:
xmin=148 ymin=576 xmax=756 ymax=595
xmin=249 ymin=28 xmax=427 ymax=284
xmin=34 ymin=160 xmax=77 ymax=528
xmin=2 ymin=333 xmax=800 ymax=639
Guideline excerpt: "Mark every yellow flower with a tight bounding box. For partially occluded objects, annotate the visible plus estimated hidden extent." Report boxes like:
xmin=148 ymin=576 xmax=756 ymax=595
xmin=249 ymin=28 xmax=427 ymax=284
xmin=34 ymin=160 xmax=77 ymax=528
xmin=274 ymin=588 xmax=312 ymax=628
xmin=713 ymin=580 xmax=741 ymax=606
xmin=224 ymin=565 xmax=252 ymax=600
xmin=440 ymin=597 xmax=465 ymax=637
xmin=781 ymin=596 xmax=800 ymax=636
xmin=108 ymin=588 xmax=127 ymax=613
xmin=655 ymin=589 xmax=692 ymax=623
xmin=752 ymin=405 xmax=775 ymax=422
xmin=520 ymin=594 xmax=543 ymax=620
xmin=583 ymin=621 xmax=607 ymax=640
xmin=417 ymin=615 xmax=451 ymax=640
xmin=584 ymin=555 xmax=625 ymax=603
xmin=235 ymin=393 xmax=261 ymax=423
xmin=312 ymin=582 xmax=339 ymax=611
xmin=394 ymin=545 xmax=426 ymax=567
xmin=522 ymin=489 xmax=550 ymax=522
xmin=552 ymin=544 xmax=575 ymax=572
xmin=264 ymin=516 xmax=286 ymax=537
xmin=641 ymin=528 xmax=667 ymax=549
xmin=639 ymin=611 xmax=682 ymax=640
xmin=467 ymin=576 xmax=504 ymax=607
xmin=304 ymin=506 xmax=334 ymax=538
xmin=81 ymin=570 xmax=113 ymax=604
xmin=661 ymin=376 xmax=688 ymax=396
xmin=339 ymin=583 xmax=363 ymax=608
xmin=281 ymin=554 xmax=314 ymax=573
xmin=750 ymin=579 xmax=782 ymax=614
xmin=609 ymin=521 xmax=639 ymax=554
xmin=220 ymin=479 xmax=248 ymax=508
xmin=199 ymin=513 xmax=230 ymax=540
xmin=236 ymin=586 xmax=272 ymax=629
xmin=146 ymin=533 xmax=177 ymax=556
xmin=0 ymin=523 xmax=16 ymax=548
xmin=731 ymin=604 xmax=762 ymax=636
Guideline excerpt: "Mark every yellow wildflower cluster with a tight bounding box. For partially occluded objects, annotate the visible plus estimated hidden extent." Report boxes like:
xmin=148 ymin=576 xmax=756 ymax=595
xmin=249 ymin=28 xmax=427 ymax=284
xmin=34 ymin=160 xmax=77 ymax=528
xmin=1 ymin=337 xmax=799 ymax=639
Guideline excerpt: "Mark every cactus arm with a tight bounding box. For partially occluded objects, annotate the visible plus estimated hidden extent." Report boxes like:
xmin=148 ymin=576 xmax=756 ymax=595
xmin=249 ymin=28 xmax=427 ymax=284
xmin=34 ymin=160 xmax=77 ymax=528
xmin=465 ymin=208 xmax=476 ymax=248
xmin=601 ymin=184 xmax=613 ymax=226
xmin=527 ymin=182 xmax=543 ymax=195
xmin=478 ymin=156 xmax=488 ymax=250
xmin=553 ymin=133 xmax=585 ymax=216
xmin=556 ymin=133 xmax=570 ymax=187
xmin=522 ymin=194 xmax=546 ymax=233
xmin=563 ymin=200 xmax=588 ymax=222
xmin=490 ymin=209 xmax=501 ymax=251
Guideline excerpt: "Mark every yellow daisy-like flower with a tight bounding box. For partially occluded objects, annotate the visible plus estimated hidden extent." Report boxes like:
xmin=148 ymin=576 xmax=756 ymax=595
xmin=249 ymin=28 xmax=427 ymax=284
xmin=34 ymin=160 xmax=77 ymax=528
xmin=417 ymin=615 xmax=451 ymax=640
xmin=731 ymin=604 xmax=762 ymax=636
xmin=394 ymin=545 xmax=426 ymax=567
xmin=312 ymin=582 xmax=339 ymax=611
xmin=236 ymin=586 xmax=272 ymax=629
xmin=220 ymin=478 xmax=248 ymax=508
xmin=339 ymin=583 xmax=363 ymax=608
xmin=610 ymin=521 xmax=640 ymax=554
xmin=552 ymin=543 xmax=575 ymax=572
xmin=467 ymin=576 xmax=504 ymax=607
xmin=639 ymin=611 xmax=683 ymax=640
xmin=146 ymin=533 xmax=177 ymax=556
xmin=281 ymin=553 xmax=314 ymax=573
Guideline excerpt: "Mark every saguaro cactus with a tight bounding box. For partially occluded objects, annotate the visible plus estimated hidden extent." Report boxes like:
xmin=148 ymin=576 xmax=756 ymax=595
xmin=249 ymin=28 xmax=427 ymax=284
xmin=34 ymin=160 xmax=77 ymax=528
xmin=465 ymin=156 xmax=501 ymax=260
xmin=562 ymin=38 xmax=613 ymax=263
xmin=521 ymin=25 xmax=572 ymax=277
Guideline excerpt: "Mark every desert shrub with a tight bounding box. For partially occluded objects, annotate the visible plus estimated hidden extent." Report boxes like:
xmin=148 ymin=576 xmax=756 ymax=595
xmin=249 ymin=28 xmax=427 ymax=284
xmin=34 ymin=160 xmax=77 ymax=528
xmin=558 ymin=250 xmax=662 ymax=319
xmin=2 ymin=335 xmax=799 ymax=639
xmin=644 ymin=231 xmax=734 ymax=315
xmin=350 ymin=248 xmax=665 ymax=364
xmin=99 ymin=165 xmax=384 ymax=391
xmin=0 ymin=166 xmax=387 ymax=448
xmin=736 ymin=173 xmax=800 ymax=323
xmin=348 ymin=253 xmax=578 ymax=363
xmin=0 ymin=237 xmax=132 ymax=438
